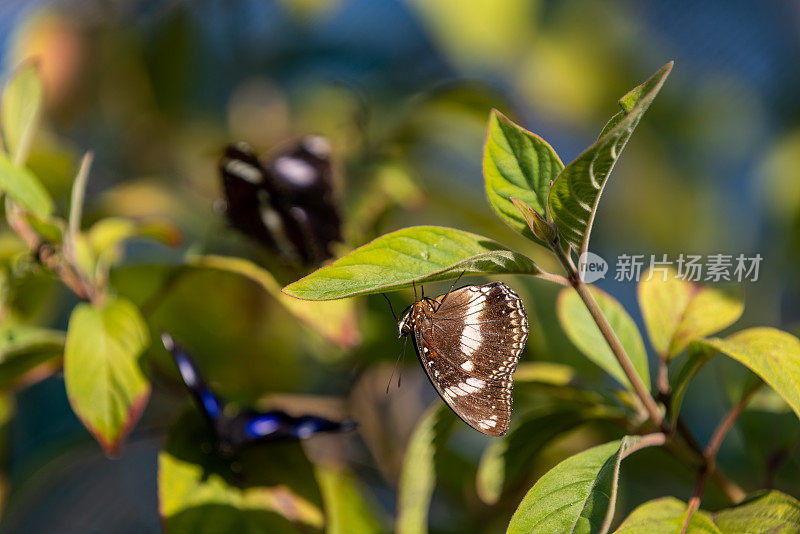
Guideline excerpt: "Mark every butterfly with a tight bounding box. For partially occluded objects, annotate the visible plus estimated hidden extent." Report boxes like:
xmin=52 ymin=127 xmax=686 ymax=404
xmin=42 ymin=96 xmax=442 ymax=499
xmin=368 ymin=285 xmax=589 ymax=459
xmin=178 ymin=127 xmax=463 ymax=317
xmin=397 ymin=282 xmax=528 ymax=436
xmin=219 ymin=135 xmax=342 ymax=265
xmin=161 ymin=332 xmax=356 ymax=454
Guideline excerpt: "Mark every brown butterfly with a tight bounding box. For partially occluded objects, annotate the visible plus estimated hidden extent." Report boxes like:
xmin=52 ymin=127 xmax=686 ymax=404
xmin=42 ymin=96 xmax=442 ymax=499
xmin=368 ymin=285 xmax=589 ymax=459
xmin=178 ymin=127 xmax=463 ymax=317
xmin=397 ymin=282 xmax=529 ymax=436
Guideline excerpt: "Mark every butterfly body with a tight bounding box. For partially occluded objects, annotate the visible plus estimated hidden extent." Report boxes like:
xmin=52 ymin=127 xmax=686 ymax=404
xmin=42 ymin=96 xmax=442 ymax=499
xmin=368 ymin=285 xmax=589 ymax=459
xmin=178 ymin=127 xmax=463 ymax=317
xmin=219 ymin=136 xmax=342 ymax=264
xmin=161 ymin=332 xmax=355 ymax=455
xmin=398 ymin=282 xmax=528 ymax=436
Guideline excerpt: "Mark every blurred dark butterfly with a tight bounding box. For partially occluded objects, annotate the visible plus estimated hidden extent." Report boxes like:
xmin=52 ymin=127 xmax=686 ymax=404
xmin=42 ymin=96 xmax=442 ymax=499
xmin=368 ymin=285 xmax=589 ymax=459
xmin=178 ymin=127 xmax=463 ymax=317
xmin=161 ymin=332 xmax=355 ymax=454
xmin=219 ymin=136 xmax=342 ymax=264
xmin=397 ymin=282 xmax=528 ymax=436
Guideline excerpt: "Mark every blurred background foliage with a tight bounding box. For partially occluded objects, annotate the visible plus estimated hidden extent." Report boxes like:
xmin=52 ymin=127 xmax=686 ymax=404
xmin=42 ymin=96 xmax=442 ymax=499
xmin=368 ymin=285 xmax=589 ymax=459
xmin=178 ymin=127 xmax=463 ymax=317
xmin=0 ymin=0 xmax=798 ymax=532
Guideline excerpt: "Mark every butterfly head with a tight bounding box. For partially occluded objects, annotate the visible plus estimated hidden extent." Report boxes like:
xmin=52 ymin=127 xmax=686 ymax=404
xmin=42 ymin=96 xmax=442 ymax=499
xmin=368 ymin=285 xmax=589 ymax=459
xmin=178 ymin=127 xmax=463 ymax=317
xmin=398 ymin=311 xmax=413 ymax=338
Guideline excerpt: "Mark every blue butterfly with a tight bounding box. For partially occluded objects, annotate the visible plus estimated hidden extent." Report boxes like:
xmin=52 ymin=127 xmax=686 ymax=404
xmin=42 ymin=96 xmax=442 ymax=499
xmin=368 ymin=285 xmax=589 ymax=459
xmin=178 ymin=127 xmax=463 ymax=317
xmin=161 ymin=332 xmax=356 ymax=454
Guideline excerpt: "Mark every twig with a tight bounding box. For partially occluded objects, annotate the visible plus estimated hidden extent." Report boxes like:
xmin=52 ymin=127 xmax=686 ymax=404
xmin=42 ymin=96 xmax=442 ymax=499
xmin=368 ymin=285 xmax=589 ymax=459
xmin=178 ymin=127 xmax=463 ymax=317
xmin=682 ymin=465 xmax=707 ymax=534
xmin=6 ymin=202 xmax=92 ymax=301
xmin=680 ymin=381 xmax=761 ymax=531
xmin=705 ymin=381 xmax=764 ymax=468
xmin=552 ymin=243 xmax=666 ymax=431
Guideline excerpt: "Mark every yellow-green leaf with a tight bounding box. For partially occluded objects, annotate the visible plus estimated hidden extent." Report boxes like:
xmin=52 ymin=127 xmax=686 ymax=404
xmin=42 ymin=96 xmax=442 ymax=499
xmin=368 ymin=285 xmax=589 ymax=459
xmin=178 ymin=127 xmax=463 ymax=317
xmin=557 ymin=286 xmax=650 ymax=390
xmin=64 ymin=296 xmax=150 ymax=455
xmin=191 ymin=255 xmax=360 ymax=349
xmin=615 ymin=497 xmax=721 ymax=533
xmin=638 ymin=267 xmax=743 ymax=359
xmin=0 ymin=152 xmax=53 ymax=219
xmin=1 ymin=60 xmax=43 ymax=165
xmin=396 ymin=403 xmax=456 ymax=534
xmin=315 ymin=465 xmax=385 ymax=534
xmin=283 ymin=225 xmax=541 ymax=301
xmin=695 ymin=328 xmax=800 ymax=420
xmin=548 ymin=63 xmax=672 ymax=255
xmin=713 ymin=490 xmax=800 ymax=534
xmin=159 ymin=410 xmax=324 ymax=533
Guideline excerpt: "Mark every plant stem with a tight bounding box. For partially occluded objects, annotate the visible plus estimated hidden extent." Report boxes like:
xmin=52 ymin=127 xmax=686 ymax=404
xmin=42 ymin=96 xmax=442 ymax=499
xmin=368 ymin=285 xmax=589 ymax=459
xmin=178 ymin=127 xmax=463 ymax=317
xmin=6 ymin=201 xmax=93 ymax=301
xmin=552 ymin=243 xmax=666 ymax=431
xmin=548 ymin=239 xmax=749 ymax=504
xmin=705 ymin=381 xmax=763 ymax=468
xmin=680 ymin=381 xmax=760 ymax=530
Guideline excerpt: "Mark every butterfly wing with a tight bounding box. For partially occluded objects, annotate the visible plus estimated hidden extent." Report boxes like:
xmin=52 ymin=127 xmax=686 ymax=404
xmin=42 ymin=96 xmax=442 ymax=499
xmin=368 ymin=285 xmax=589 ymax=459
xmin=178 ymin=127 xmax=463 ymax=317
xmin=412 ymin=283 xmax=528 ymax=436
xmin=225 ymin=409 xmax=357 ymax=451
xmin=219 ymin=137 xmax=342 ymax=264
xmin=219 ymin=143 xmax=281 ymax=252
xmin=266 ymin=136 xmax=342 ymax=263
xmin=161 ymin=332 xmax=225 ymax=426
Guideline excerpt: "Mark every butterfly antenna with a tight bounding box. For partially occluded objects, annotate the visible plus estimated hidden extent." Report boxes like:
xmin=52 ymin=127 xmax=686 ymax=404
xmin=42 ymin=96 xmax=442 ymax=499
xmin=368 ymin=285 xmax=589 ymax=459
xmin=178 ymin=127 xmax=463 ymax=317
xmin=385 ymin=337 xmax=410 ymax=394
xmin=436 ymin=270 xmax=467 ymax=311
xmin=381 ymin=292 xmax=398 ymax=322
xmin=412 ymin=281 xmax=418 ymax=302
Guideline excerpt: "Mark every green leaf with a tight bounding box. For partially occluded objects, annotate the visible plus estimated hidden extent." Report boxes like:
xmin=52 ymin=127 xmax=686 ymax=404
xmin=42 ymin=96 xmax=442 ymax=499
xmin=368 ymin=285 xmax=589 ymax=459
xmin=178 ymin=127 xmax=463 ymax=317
xmin=159 ymin=410 xmax=324 ymax=534
xmin=476 ymin=407 xmax=587 ymax=505
xmin=483 ymin=110 xmax=564 ymax=245
xmin=557 ymin=286 xmax=650 ymax=390
xmin=548 ymin=62 xmax=673 ymax=254
xmin=615 ymin=497 xmax=721 ymax=533
xmin=638 ymin=267 xmax=743 ymax=359
xmin=1 ymin=60 xmax=43 ymax=165
xmin=0 ymin=152 xmax=53 ymax=219
xmin=0 ymin=323 xmax=63 ymax=390
xmin=315 ymin=465 xmax=385 ymax=534
xmin=283 ymin=226 xmax=542 ymax=301
xmin=694 ymin=328 xmax=800 ymax=421
xmin=513 ymin=361 xmax=577 ymax=386
xmin=713 ymin=490 xmax=800 ymax=534
xmin=191 ymin=255 xmax=360 ymax=348
xmin=396 ymin=403 xmax=457 ymax=534
xmin=669 ymin=344 xmax=716 ymax=427
xmin=64 ymin=296 xmax=150 ymax=455
xmin=507 ymin=434 xmax=664 ymax=534
xmin=88 ymin=217 xmax=182 ymax=268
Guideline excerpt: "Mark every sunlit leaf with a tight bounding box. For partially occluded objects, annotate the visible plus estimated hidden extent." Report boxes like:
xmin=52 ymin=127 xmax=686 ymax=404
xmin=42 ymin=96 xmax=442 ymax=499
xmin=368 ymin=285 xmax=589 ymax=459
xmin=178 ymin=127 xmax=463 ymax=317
xmin=283 ymin=226 xmax=542 ymax=301
xmin=615 ymin=497 xmax=720 ymax=533
xmin=315 ymin=465 xmax=385 ymax=534
xmin=0 ymin=152 xmax=53 ymax=219
xmin=638 ymin=267 xmax=743 ymax=359
xmin=557 ymin=286 xmax=650 ymax=390
xmin=396 ymin=403 xmax=457 ymax=534
xmin=548 ymin=62 xmax=672 ymax=254
xmin=507 ymin=435 xmax=664 ymax=534
xmin=476 ymin=407 xmax=586 ymax=505
xmin=159 ymin=410 xmax=324 ymax=534
xmin=513 ymin=361 xmax=576 ymax=386
xmin=64 ymin=296 xmax=150 ymax=455
xmin=483 ymin=110 xmax=563 ymax=245
xmin=1 ymin=60 xmax=43 ymax=165
xmin=0 ymin=323 xmax=63 ymax=390
xmin=88 ymin=217 xmax=182 ymax=268
xmin=191 ymin=255 xmax=360 ymax=349
xmin=713 ymin=490 xmax=800 ymax=533
xmin=694 ymin=328 xmax=800 ymax=421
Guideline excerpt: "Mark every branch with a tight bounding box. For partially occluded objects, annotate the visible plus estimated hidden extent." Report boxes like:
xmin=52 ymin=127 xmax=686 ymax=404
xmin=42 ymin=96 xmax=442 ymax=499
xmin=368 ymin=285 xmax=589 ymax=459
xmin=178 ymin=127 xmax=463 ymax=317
xmin=680 ymin=381 xmax=761 ymax=530
xmin=552 ymin=243 xmax=665 ymax=431
xmin=6 ymin=202 xmax=92 ymax=301
xmin=705 ymin=381 xmax=764 ymax=468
